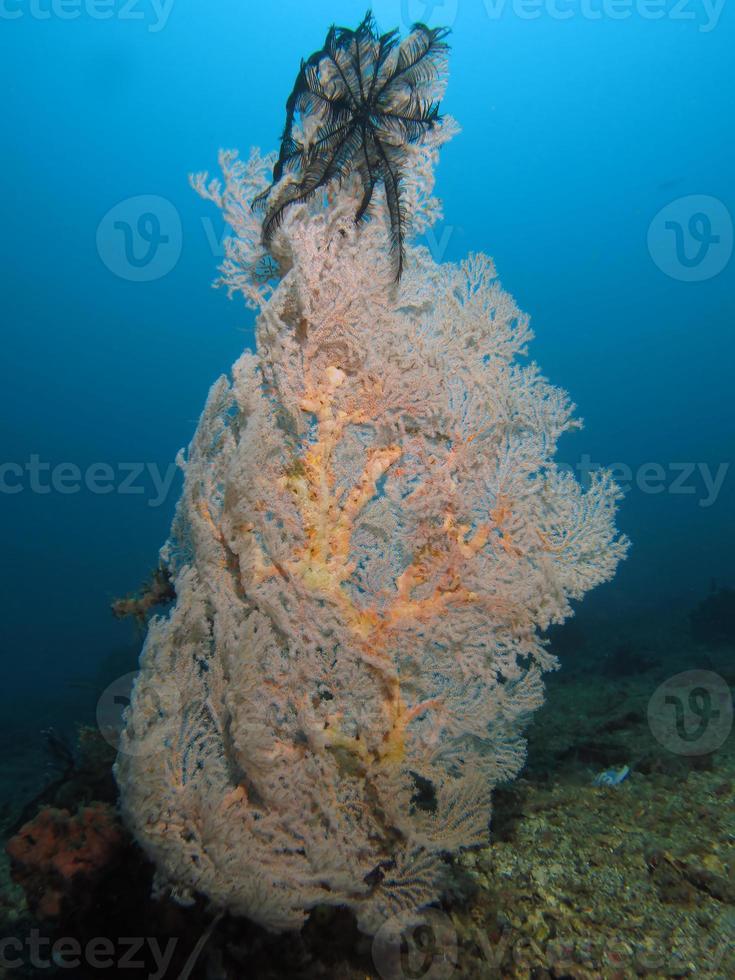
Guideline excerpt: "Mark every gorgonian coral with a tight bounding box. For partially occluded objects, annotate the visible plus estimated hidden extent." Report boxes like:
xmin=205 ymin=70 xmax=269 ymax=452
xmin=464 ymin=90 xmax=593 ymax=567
xmin=116 ymin=15 xmax=627 ymax=936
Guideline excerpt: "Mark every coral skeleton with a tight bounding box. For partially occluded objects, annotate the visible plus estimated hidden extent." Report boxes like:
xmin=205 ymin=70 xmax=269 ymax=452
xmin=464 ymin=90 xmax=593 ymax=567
xmin=116 ymin=15 xmax=627 ymax=935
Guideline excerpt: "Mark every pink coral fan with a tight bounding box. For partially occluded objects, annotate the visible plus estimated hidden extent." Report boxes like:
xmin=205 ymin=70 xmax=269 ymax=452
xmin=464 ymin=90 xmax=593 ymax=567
xmin=116 ymin=17 xmax=628 ymax=935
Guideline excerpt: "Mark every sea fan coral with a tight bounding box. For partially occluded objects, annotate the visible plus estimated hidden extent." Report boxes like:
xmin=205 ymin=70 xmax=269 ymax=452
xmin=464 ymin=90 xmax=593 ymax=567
xmin=116 ymin=15 xmax=627 ymax=936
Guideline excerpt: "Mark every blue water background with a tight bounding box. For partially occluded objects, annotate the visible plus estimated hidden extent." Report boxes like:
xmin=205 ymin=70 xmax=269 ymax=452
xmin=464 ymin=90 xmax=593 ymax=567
xmin=1 ymin=0 xmax=733 ymax=706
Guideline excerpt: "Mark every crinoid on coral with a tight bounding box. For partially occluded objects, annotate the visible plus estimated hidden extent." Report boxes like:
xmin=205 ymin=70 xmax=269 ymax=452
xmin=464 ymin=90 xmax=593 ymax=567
xmin=118 ymin=13 xmax=627 ymax=939
xmin=253 ymin=10 xmax=450 ymax=280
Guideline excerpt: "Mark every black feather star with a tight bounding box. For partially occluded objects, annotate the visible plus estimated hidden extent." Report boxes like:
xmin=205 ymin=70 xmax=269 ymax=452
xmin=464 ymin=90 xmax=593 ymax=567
xmin=253 ymin=11 xmax=450 ymax=280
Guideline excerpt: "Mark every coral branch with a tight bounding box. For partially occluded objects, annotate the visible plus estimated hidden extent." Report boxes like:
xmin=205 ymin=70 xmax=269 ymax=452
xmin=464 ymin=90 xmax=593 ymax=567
xmin=116 ymin=15 xmax=627 ymax=937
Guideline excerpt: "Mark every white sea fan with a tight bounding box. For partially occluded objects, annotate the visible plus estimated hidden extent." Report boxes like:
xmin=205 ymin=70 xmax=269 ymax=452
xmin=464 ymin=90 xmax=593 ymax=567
xmin=116 ymin=103 xmax=627 ymax=936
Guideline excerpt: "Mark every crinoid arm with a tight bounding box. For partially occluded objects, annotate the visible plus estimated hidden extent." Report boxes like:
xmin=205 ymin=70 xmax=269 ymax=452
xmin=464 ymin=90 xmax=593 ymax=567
xmin=253 ymin=12 xmax=450 ymax=280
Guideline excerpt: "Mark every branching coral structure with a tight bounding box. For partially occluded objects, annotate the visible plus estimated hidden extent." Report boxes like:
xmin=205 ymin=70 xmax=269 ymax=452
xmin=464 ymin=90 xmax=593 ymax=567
xmin=116 ymin=21 xmax=628 ymax=936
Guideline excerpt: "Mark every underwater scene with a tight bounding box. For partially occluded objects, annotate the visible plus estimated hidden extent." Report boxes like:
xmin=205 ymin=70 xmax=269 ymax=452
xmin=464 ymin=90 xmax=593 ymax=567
xmin=1 ymin=1 xmax=733 ymax=977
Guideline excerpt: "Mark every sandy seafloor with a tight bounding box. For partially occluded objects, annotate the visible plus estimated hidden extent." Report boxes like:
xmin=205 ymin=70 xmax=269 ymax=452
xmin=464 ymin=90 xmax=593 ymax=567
xmin=0 ymin=595 xmax=733 ymax=980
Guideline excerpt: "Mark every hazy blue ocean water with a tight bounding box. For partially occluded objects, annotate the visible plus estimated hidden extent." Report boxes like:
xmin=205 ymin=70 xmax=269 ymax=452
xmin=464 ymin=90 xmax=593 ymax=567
xmin=2 ymin=0 xmax=733 ymax=705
